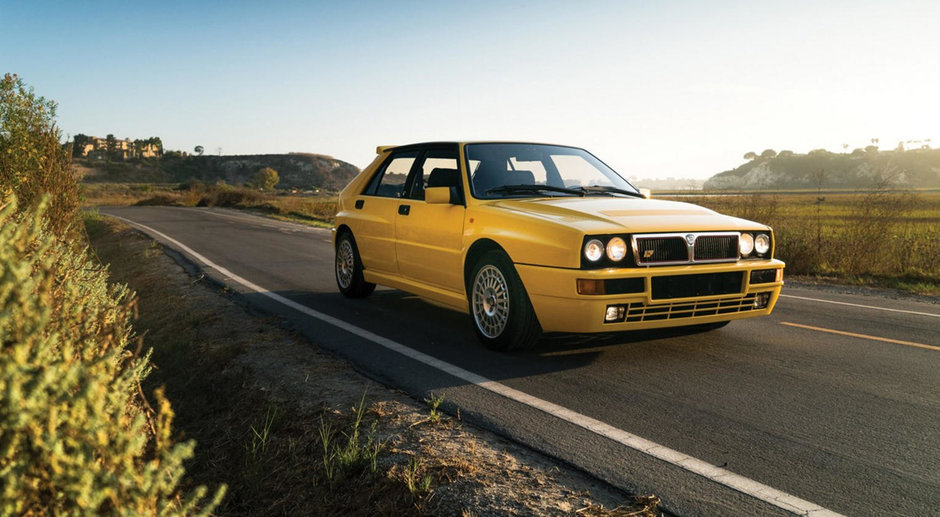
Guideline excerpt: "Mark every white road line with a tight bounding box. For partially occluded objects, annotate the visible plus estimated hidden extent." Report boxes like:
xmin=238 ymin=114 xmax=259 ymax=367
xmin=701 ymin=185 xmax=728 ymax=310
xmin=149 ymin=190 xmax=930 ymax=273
xmin=780 ymin=294 xmax=939 ymax=318
xmin=108 ymin=213 xmax=844 ymax=517
xmin=186 ymin=206 xmax=329 ymax=234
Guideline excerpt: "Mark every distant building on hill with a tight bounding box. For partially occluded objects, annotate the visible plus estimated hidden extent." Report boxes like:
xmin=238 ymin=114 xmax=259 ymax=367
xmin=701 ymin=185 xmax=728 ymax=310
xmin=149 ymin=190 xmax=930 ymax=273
xmin=75 ymin=134 xmax=161 ymax=160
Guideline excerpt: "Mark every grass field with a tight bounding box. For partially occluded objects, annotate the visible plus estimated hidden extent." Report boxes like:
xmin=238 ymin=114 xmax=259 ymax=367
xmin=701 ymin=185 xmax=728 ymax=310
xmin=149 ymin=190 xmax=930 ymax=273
xmin=82 ymin=182 xmax=338 ymax=227
xmin=83 ymin=182 xmax=939 ymax=296
xmin=663 ymin=191 xmax=940 ymax=295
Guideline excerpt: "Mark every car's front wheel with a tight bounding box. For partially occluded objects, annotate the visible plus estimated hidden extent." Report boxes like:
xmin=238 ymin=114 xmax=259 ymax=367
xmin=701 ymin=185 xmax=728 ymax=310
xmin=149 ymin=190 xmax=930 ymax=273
xmin=335 ymin=232 xmax=375 ymax=298
xmin=469 ymin=250 xmax=541 ymax=351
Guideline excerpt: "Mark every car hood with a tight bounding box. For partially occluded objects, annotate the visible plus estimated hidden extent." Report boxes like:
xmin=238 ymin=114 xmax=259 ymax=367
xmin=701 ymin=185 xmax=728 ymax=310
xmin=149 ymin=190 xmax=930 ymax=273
xmin=487 ymin=196 xmax=769 ymax=233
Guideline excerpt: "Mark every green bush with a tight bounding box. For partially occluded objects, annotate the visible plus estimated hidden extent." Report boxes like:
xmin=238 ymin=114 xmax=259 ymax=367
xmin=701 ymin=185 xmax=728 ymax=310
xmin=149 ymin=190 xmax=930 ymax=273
xmin=0 ymin=199 xmax=224 ymax=515
xmin=0 ymin=73 xmax=78 ymax=239
xmin=252 ymin=167 xmax=279 ymax=191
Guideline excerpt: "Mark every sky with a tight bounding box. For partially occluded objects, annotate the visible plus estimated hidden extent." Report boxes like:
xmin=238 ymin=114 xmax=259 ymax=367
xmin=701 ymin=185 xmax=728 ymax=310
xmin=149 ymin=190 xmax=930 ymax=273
xmin=2 ymin=0 xmax=937 ymax=179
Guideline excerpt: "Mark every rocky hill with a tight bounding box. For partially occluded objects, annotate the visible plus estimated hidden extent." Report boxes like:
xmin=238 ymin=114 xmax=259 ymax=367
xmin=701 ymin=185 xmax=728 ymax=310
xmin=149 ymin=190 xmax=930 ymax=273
xmin=79 ymin=153 xmax=360 ymax=191
xmin=704 ymin=148 xmax=940 ymax=190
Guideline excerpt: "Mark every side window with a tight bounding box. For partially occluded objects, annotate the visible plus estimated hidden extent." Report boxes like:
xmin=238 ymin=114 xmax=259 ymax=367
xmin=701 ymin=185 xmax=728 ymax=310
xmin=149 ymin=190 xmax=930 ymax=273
xmin=407 ymin=149 xmax=459 ymax=200
xmin=364 ymin=152 xmax=417 ymax=198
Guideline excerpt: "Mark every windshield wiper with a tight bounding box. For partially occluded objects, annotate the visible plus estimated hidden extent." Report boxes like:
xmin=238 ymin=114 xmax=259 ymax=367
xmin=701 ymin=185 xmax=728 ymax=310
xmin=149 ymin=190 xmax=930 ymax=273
xmin=485 ymin=184 xmax=585 ymax=197
xmin=579 ymin=185 xmax=645 ymax=198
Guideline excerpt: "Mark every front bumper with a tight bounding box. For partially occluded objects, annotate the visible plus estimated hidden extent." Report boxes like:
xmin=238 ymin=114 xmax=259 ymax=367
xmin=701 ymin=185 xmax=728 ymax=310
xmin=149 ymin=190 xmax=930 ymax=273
xmin=515 ymin=260 xmax=785 ymax=333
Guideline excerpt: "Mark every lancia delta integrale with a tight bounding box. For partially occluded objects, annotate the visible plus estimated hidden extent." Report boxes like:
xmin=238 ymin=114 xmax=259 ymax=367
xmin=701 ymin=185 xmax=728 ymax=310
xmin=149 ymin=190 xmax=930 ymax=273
xmin=333 ymin=142 xmax=784 ymax=351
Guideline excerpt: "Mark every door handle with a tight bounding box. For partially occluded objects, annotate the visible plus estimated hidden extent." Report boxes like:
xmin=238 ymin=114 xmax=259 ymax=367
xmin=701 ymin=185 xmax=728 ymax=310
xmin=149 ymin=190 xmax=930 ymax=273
xmin=355 ymin=199 xmax=364 ymax=209
xmin=398 ymin=204 xmax=410 ymax=216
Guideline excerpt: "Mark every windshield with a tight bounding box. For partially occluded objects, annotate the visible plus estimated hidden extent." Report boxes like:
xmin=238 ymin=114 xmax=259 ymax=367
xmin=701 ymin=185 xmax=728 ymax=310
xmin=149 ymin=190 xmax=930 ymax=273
xmin=465 ymin=143 xmax=639 ymax=199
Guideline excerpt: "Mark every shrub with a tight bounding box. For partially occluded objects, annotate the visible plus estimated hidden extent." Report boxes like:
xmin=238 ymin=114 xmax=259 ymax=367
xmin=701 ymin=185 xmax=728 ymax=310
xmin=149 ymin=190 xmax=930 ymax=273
xmin=0 ymin=199 xmax=224 ymax=515
xmin=0 ymin=73 xmax=78 ymax=239
xmin=200 ymin=187 xmax=265 ymax=207
xmin=252 ymin=167 xmax=279 ymax=192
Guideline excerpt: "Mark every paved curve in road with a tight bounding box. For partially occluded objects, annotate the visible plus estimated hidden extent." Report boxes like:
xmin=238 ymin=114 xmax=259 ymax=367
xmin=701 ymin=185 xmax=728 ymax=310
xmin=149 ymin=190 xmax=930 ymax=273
xmin=101 ymin=206 xmax=939 ymax=516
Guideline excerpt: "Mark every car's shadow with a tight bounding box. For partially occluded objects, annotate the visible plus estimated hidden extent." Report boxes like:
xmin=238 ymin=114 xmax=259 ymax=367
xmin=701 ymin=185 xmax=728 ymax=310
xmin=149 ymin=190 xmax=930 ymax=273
xmin=235 ymin=286 xmax=722 ymax=388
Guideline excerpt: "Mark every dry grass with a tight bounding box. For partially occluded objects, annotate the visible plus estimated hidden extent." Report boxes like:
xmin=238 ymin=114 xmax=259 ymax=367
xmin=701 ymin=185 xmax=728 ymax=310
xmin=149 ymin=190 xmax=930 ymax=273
xmin=86 ymin=216 xmax=663 ymax=517
xmin=82 ymin=181 xmax=338 ymax=227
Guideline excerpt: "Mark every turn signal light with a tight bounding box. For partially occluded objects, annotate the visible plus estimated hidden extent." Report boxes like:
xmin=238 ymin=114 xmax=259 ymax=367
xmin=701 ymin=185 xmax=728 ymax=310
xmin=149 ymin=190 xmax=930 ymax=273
xmin=577 ymin=279 xmax=606 ymax=295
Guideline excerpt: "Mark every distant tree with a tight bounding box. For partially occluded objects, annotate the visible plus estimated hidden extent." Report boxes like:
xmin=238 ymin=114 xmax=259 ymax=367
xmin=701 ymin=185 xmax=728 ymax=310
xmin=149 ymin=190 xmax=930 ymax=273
xmin=895 ymin=141 xmax=905 ymax=152
xmin=777 ymin=150 xmax=794 ymax=158
xmin=851 ymin=148 xmax=866 ymax=156
xmin=842 ymin=143 xmax=849 ymax=152
xmin=194 ymin=145 xmax=204 ymax=156
xmin=253 ymin=167 xmax=279 ymax=191
xmin=865 ymin=145 xmax=879 ymax=153
xmin=760 ymin=149 xmax=777 ymax=159
xmin=105 ymin=133 xmax=118 ymax=160
xmin=808 ymin=148 xmax=830 ymax=156
xmin=143 ymin=136 xmax=163 ymax=157
xmin=743 ymin=151 xmax=757 ymax=161
xmin=72 ymin=133 xmax=91 ymax=157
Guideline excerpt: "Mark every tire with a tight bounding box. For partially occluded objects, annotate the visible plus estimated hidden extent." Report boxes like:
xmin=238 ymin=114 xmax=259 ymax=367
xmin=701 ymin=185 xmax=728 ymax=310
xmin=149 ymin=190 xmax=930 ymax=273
xmin=468 ymin=250 xmax=541 ymax=351
xmin=335 ymin=232 xmax=376 ymax=298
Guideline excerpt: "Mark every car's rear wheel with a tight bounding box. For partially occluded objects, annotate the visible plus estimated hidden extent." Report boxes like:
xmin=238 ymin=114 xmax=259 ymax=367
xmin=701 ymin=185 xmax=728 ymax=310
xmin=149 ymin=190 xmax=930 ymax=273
xmin=469 ymin=250 xmax=541 ymax=351
xmin=335 ymin=232 xmax=375 ymax=298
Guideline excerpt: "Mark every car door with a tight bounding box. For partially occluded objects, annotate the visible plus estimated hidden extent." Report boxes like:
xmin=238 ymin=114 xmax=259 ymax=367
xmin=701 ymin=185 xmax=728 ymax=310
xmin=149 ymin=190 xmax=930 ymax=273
xmin=395 ymin=147 xmax=466 ymax=292
xmin=354 ymin=151 xmax=418 ymax=275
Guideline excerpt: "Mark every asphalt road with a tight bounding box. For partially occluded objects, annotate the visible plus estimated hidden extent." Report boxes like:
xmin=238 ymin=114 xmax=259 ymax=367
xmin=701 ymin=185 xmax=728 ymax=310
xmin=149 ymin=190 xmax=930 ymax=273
xmin=101 ymin=206 xmax=940 ymax=517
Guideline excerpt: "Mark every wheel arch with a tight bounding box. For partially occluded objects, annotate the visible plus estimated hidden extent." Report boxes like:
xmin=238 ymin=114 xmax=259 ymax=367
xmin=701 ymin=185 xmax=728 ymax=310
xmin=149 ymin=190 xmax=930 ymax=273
xmin=463 ymin=238 xmax=509 ymax=293
xmin=334 ymin=223 xmax=353 ymax=247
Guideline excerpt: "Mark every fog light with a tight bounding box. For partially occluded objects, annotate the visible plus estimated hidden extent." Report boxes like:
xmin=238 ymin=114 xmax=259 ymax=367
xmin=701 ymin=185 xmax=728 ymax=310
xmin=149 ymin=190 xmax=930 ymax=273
xmin=605 ymin=304 xmax=626 ymax=323
xmin=753 ymin=292 xmax=771 ymax=309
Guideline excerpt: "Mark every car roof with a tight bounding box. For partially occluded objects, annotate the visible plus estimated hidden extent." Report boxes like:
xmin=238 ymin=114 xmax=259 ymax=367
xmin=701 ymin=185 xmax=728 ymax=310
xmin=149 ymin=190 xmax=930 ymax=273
xmin=376 ymin=141 xmax=574 ymax=154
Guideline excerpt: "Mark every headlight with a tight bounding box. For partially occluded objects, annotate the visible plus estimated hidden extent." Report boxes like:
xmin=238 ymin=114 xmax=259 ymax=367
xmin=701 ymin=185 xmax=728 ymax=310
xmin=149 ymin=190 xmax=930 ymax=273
xmin=739 ymin=233 xmax=754 ymax=256
xmin=754 ymin=233 xmax=771 ymax=255
xmin=606 ymin=237 xmax=627 ymax=262
xmin=584 ymin=239 xmax=604 ymax=262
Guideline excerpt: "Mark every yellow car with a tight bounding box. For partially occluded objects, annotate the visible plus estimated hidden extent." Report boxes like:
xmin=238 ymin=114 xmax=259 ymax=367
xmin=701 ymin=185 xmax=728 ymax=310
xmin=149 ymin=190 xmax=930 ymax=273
xmin=334 ymin=142 xmax=784 ymax=351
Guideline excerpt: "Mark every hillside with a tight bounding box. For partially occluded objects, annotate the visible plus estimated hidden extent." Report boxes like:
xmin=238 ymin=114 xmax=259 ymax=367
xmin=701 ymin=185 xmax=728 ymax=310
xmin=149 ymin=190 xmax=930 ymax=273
xmin=704 ymin=148 xmax=940 ymax=190
xmin=79 ymin=153 xmax=359 ymax=191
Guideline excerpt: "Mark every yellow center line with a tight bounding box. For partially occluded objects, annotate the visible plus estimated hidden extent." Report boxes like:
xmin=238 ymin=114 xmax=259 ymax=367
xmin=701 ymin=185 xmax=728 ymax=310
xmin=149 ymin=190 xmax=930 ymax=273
xmin=780 ymin=322 xmax=939 ymax=351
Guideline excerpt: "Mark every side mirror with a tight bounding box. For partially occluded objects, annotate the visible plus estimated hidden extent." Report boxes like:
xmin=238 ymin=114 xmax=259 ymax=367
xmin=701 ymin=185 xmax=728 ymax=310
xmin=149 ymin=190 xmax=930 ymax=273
xmin=638 ymin=188 xmax=652 ymax=199
xmin=425 ymin=186 xmax=453 ymax=204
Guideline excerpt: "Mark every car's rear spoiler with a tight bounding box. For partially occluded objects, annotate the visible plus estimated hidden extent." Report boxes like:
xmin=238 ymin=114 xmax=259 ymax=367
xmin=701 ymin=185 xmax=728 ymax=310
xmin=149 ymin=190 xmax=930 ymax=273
xmin=376 ymin=145 xmax=397 ymax=154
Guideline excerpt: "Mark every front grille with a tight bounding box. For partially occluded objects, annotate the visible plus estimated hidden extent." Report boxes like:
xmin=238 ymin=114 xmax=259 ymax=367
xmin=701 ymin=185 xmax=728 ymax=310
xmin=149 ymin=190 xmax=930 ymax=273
xmin=694 ymin=235 xmax=737 ymax=261
xmin=651 ymin=272 xmax=743 ymax=300
xmin=635 ymin=236 xmax=688 ymax=264
xmin=632 ymin=232 xmax=740 ymax=266
xmin=625 ymin=294 xmax=758 ymax=322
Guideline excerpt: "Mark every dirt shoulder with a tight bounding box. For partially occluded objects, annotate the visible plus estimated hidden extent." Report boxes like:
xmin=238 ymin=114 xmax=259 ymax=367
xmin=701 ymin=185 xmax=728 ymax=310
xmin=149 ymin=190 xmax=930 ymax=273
xmin=86 ymin=216 xmax=662 ymax=516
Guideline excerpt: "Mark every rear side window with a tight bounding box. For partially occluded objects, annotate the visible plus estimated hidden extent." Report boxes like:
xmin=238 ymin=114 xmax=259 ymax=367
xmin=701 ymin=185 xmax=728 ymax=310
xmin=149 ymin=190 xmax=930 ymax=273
xmin=364 ymin=152 xmax=417 ymax=197
xmin=407 ymin=149 xmax=459 ymax=200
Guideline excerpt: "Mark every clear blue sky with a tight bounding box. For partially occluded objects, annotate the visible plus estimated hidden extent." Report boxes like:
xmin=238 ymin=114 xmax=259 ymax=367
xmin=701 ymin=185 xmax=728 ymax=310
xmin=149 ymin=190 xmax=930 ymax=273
xmin=2 ymin=0 xmax=937 ymax=178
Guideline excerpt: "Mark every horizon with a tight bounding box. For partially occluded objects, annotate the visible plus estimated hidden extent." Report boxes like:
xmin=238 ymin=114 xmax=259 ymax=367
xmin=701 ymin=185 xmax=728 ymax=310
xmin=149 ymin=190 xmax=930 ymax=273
xmin=3 ymin=1 xmax=937 ymax=179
